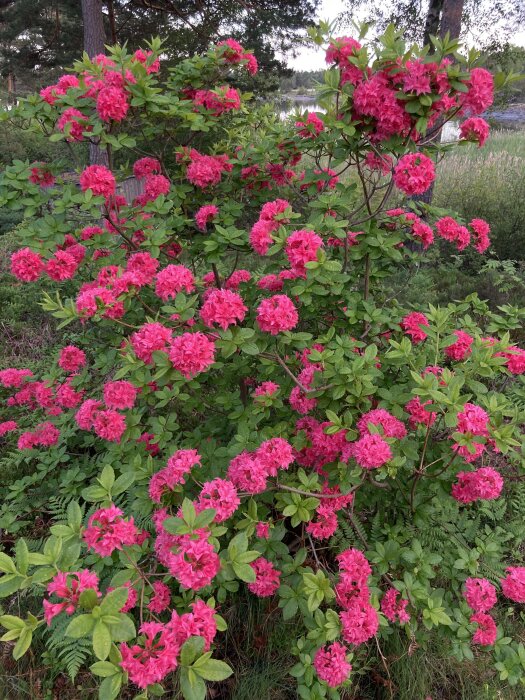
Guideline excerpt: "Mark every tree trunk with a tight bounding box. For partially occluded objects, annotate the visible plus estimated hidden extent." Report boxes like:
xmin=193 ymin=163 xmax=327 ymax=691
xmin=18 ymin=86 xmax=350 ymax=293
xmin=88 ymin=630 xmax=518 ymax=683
xmin=81 ymin=0 xmax=106 ymax=56
xmin=423 ymin=0 xmax=444 ymax=47
xmin=439 ymin=0 xmax=465 ymax=39
xmin=80 ymin=0 xmax=108 ymax=165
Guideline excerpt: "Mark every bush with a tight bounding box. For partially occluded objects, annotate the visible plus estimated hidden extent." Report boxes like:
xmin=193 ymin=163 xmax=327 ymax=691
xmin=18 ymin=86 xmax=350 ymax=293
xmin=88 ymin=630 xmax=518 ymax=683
xmin=0 ymin=29 xmax=525 ymax=700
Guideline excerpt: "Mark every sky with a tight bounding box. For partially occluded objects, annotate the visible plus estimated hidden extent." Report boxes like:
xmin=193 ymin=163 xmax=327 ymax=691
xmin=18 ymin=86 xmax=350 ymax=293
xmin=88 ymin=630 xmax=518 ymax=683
xmin=285 ymin=0 xmax=525 ymax=71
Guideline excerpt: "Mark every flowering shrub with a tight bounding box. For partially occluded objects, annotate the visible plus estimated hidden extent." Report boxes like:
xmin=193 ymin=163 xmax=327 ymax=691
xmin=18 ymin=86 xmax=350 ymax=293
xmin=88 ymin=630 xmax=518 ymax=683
xmin=0 ymin=28 xmax=524 ymax=700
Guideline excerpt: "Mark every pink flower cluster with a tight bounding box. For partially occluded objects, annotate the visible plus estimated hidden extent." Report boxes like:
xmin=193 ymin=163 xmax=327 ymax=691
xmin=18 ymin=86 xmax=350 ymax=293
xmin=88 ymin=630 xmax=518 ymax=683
xmin=405 ymin=396 xmax=437 ymax=429
xmin=185 ymin=149 xmax=232 ymax=189
xmin=285 ymin=229 xmax=323 ymax=277
xmin=501 ymin=567 xmax=525 ymax=603
xmin=217 ymin=38 xmax=258 ymax=74
xmin=149 ymin=449 xmax=202 ymax=503
xmin=43 ymin=570 xmax=100 ymax=624
xmin=256 ymin=295 xmax=298 ymax=334
xmin=248 ymin=557 xmax=281 ymax=597
xmin=83 ymin=505 xmax=140 ymax=556
xmin=381 ymin=587 xmax=411 ymax=624
xmin=168 ymin=332 xmax=216 ymax=377
xmin=460 ymin=117 xmax=490 ymax=147
xmin=200 ymin=288 xmax=247 ymax=329
xmin=313 ymin=642 xmax=352 ymax=688
xmin=250 ymin=198 xmax=291 ymax=255
xmin=120 ymin=599 xmax=217 ymax=688
xmin=464 ymin=577 xmax=497 ymax=612
xmin=337 ymin=549 xmax=379 ymax=645
xmin=393 ymin=153 xmax=435 ymax=195
xmin=296 ymin=112 xmax=325 ymax=138
xmin=155 ymin=264 xmax=195 ymax=301
xmin=445 ymin=330 xmax=474 ymax=361
xmin=196 ymin=478 xmax=240 ymax=522
xmin=451 ymin=467 xmax=503 ymax=504
xmin=193 ymin=86 xmax=241 ymax=115
xmin=227 ymin=437 xmax=293 ymax=494
xmin=401 ymin=312 xmax=429 ymax=343
xmin=195 ymin=204 xmax=219 ymax=231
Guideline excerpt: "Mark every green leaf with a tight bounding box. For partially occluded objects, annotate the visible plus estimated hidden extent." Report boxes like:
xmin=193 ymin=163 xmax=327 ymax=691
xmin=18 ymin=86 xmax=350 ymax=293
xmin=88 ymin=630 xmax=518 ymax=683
xmin=232 ymin=562 xmax=256 ymax=583
xmin=15 ymin=539 xmax=29 ymax=576
xmin=90 ymin=661 xmax=119 ymax=678
xmin=180 ymin=636 xmax=205 ymax=667
xmin=192 ymin=658 xmax=233 ymax=682
xmin=0 ymin=553 xmax=17 ymax=575
xmin=79 ymin=588 xmax=100 ymax=610
xmin=99 ymin=673 xmax=122 ymax=700
xmin=13 ymin=628 xmax=32 ymax=660
xmin=106 ymin=614 xmax=135 ymax=642
xmin=66 ymin=613 xmax=95 ymax=638
xmin=193 ymin=508 xmax=216 ymax=529
xmin=180 ymin=668 xmax=206 ymax=700
xmin=93 ymin=621 xmax=111 ymax=660
xmin=100 ymin=587 xmax=128 ymax=615
xmin=99 ymin=465 xmax=115 ymax=491
xmin=0 ymin=575 xmax=24 ymax=598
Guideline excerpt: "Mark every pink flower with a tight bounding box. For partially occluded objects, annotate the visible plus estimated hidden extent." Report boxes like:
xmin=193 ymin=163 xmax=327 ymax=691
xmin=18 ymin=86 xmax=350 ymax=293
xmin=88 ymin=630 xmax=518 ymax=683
xmin=193 ymin=86 xmax=241 ymax=115
xmin=337 ymin=548 xmax=372 ymax=585
xmin=470 ymin=612 xmax=497 ymax=646
xmin=170 ymin=536 xmax=221 ymax=590
xmin=255 ymin=437 xmax=294 ymax=476
xmin=401 ymin=312 xmax=429 ymax=343
xmin=133 ymin=157 xmax=161 ymax=179
xmin=326 ymin=36 xmax=362 ymax=66
xmin=306 ymin=504 xmax=338 ymax=540
xmin=131 ymin=322 xmax=172 ymax=363
xmin=29 ymin=165 xmax=55 ymax=188
xmin=250 ymin=219 xmax=277 ymax=255
xmin=58 ymin=345 xmax=86 ymax=372
xmin=45 ymin=250 xmax=79 ymax=281
xmin=464 ymin=578 xmax=497 ymax=612
xmin=195 ymin=204 xmax=219 ymax=231
xmin=364 ymin=151 xmax=393 ymax=175
xmin=0 ymin=420 xmax=17 ymax=436
xmin=393 ymin=153 xmax=435 ymax=196
xmin=43 ymin=570 xmax=100 ymax=624
xmin=451 ymin=467 xmax=503 ymax=504
xmin=97 ymin=86 xmax=129 ymax=122
xmin=254 ymin=381 xmax=279 ymax=398
xmin=120 ymin=622 xmax=179 ymax=688
xmin=352 ymin=433 xmax=393 ymax=469
xmin=469 ymin=218 xmax=491 ymax=253
xmin=405 ymin=396 xmax=436 ymax=429
xmin=340 ymin=600 xmax=379 ymax=645
xmin=75 ymin=399 xmax=103 ymax=430
xmin=11 ymin=248 xmax=44 ymax=282
xmin=227 ymin=451 xmax=268 ymax=494
xmin=460 ymin=117 xmax=489 ymax=147
xmin=155 ymin=265 xmax=195 ymax=300
xmin=147 ymin=581 xmax=171 ymax=613
xmin=186 ymin=150 xmax=230 ymax=188
xmin=126 ymin=251 xmax=159 ymax=286
xmin=168 ymin=332 xmax=216 ymax=378
xmin=501 ymin=567 xmax=525 ymax=603
xmin=200 ymin=288 xmax=247 ymax=330
xmin=462 ymin=68 xmax=494 ymax=115
xmin=83 ymin=505 xmax=139 ymax=556
xmin=248 ymin=557 xmax=281 ymax=597
xmin=313 ymin=642 xmax=351 ymax=687
xmin=456 ymin=403 xmax=489 ymax=436
xmin=80 ymin=225 xmax=104 ymax=240
xmin=499 ymin=346 xmax=525 ymax=374
xmin=357 ymin=408 xmax=407 ymax=439
xmin=196 ymin=478 xmax=240 ymax=522
xmin=285 ymin=229 xmax=323 ymax=275
xmin=381 ymin=588 xmax=410 ymax=623
xmin=92 ymin=409 xmax=126 ymax=442
xmin=412 ymin=219 xmax=434 ymax=249
xmin=57 ymin=108 xmax=90 ymax=141
xmin=256 ymin=522 xmax=270 ymax=539
xmin=133 ymin=49 xmax=160 ymax=74
xmin=445 ymin=330 xmax=474 ymax=361
xmin=0 ymin=368 xmax=32 ymax=388
xmin=149 ymin=449 xmax=201 ymax=503
xmin=79 ymin=165 xmax=116 ymax=198
xmin=260 ymin=199 xmax=291 ymax=223
xmin=436 ymin=216 xmax=471 ymax=251
xmin=296 ymin=112 xmax=325 ymax=137
xmin=225 ymin=269 xmax=251 ymax=290
xmin=142 ymin=174 xmax=170 ymax=202
xmin=256 ymin=295 xmax=299 ymax=334
xmin=103 ymin=380 xmax=137 ymax=410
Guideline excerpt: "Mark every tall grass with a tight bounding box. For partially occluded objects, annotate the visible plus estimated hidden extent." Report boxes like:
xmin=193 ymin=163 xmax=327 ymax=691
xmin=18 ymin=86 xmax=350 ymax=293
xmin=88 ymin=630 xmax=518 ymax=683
xmin=434 ymin=130 xmax=525 ymax=260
